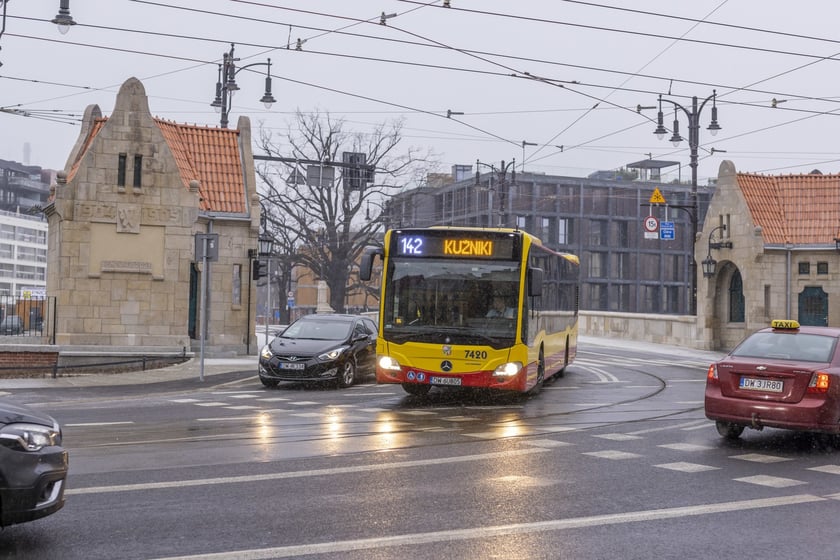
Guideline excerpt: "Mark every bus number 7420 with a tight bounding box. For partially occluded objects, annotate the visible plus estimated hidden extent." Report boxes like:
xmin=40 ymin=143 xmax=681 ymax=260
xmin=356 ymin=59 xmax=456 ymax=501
xmin=465 ymin=350 xmax=487 ymax=359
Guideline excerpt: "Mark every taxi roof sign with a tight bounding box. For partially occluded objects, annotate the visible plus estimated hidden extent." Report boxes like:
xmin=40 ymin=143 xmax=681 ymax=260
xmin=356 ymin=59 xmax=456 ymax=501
xmin=649 ymin=188 xmax=666 ymax=204
xmin=771 ymin=319 xmax=800 ymax=330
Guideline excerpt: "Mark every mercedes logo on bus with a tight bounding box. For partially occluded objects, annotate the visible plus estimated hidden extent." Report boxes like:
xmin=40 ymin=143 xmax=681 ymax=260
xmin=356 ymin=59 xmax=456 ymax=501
xmin=440 ymin=360 xmax=453 ymax=372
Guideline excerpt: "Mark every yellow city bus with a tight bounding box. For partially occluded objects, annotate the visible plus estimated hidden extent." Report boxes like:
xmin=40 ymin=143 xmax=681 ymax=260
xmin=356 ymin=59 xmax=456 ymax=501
xmin=359 ymin=227 xmax=579 ymax=396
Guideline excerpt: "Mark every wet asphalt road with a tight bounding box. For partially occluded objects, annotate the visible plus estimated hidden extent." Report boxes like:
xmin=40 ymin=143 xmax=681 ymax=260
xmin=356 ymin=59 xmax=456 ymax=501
xmin=2 ymin=342 xmax=840 ymax=560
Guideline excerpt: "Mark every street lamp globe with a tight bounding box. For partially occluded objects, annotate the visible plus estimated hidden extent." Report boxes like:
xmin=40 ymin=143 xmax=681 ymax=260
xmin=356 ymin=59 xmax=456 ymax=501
xmin=258 ymin=233 xmax=274 ymax=257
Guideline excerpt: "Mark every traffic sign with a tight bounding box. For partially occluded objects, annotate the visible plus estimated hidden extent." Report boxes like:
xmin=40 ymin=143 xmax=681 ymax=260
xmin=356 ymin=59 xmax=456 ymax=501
xmin=660 ymin=221 xmax=675 ymax=240
xmin=643 ymin=216 xmax=659 ymax=232
xmin=649 ymin=188 xmax=666 ymax=204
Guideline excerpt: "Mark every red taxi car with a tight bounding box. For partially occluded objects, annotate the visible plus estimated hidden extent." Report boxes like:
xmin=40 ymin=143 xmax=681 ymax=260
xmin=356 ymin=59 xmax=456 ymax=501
xmin=705 ymin=320 xmax=840 ymax=439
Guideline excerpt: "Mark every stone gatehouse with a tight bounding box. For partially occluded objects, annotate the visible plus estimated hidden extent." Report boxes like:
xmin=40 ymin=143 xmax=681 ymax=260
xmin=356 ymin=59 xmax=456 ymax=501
xmin=44 ymin=77 xmax=260 ymax=355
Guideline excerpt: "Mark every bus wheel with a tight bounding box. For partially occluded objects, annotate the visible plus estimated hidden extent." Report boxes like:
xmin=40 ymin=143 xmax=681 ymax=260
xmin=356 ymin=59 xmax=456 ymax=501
xmin=555 ymin=340 xmax=570 ymax=379
xmin=402 ymin=383 xmax=431 ymax=396
xmin=528 ymin=351 xmax=545 ymax=396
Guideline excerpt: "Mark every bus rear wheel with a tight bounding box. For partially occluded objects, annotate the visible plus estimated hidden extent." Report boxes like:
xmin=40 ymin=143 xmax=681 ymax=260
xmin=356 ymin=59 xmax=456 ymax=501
xmin=402 ymin=383 xmax=431 ymax=396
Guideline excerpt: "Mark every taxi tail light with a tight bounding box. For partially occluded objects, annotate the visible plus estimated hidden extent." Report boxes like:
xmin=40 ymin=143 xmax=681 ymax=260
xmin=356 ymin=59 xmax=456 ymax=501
xmin=706 ymin=364 xmax=718 ymax=383
xmin=807 ymin=371 xmax=830 ymax=394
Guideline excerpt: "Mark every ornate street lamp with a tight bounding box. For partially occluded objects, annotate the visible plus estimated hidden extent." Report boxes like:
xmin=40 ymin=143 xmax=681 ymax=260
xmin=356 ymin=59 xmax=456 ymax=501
xmin=258 ymin=232 xmax=274 ymax=257
xmin=51 ymin=0 xmax=76 ymax=34
xmin=702 ymin=224 xmax=732 ymax=278
xmin=649 ymin=90 xmax=723 ymax=313
xmin=210 ymin=43 xmax=275 ymax=128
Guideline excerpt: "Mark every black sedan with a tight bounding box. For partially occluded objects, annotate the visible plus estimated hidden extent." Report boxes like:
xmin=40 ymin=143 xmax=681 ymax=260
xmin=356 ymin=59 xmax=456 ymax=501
xmin=0 ymin=400 xmax=68 ymax=527
xmin=259 ymin=313 xmax=377 ymax=388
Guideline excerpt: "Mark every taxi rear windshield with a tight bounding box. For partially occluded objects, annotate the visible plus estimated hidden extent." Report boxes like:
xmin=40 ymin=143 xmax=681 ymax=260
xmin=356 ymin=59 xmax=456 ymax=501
xmin=731 ymin=332 xmax=837 ymax=362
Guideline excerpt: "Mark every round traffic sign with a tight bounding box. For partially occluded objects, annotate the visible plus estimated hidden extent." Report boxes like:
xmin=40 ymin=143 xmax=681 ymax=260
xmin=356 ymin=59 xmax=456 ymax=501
xmin=643 ymin=216 xmax=659 ymax=232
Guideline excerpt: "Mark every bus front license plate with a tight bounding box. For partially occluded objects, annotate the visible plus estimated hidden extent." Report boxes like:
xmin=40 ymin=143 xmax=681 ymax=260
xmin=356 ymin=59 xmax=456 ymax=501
xmin=431 ymin=376 xmax=461 ymax=386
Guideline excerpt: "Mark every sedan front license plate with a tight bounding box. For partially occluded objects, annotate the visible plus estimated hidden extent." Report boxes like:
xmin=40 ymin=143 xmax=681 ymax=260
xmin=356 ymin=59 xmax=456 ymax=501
xmin=739 ymin=376 xmax=783 ymax=393
xmin=279 ymin=362 xmax=305 ymax=370
xmin=430 ymin=376 xmax=461 ymax=386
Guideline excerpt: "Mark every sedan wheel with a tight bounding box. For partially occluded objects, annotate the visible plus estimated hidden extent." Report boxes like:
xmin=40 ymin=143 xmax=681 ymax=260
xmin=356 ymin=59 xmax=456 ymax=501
xmin=337 ymin=360 xmax=357 ymax=388
xmin=260 ymin=375 xmax=279 ymax=388
xmin=715 ymin=421 xmax=744 ymax=440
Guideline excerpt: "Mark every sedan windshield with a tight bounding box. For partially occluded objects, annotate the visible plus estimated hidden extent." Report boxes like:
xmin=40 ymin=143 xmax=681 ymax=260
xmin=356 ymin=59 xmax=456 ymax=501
xmin=281 ymin=320 xmax=351 ymax=341
xmin=731 ymin=331 xmax=837 ymax=362
xmin=382 ymin=258 xmax=520 ymax=348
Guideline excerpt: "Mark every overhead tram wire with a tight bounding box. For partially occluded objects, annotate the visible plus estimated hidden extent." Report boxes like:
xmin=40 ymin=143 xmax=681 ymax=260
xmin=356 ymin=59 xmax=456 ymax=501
xmin=7 ymin=4 xmax=840 ymax=163
xmin=116 ymin=2 xmax=840 ymax=110
xmin=556 ymin=0 xmax=840 ymax=49
xmin=8 ymin=10 xmax=840 ymax=114
xmin=9 ymin=29 xmax=837 ymax=117
xmin=397 ymin=0 xmax=840 ymax=65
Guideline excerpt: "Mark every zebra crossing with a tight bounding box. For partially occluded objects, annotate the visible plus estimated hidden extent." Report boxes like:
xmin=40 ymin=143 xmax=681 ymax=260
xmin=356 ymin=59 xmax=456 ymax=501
xmin=167 ymin=389 xmax=840 ymax=492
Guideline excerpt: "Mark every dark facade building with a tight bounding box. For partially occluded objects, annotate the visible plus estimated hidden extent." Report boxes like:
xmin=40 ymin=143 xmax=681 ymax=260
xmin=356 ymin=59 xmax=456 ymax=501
xmin=382 ymin=165 xmax=714 ymax=315
xmin=0 ymin=159 xmax=51 ymax=213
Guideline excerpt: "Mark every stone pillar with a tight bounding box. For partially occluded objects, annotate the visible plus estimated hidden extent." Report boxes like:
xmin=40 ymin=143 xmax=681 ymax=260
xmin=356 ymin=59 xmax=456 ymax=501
xmin=315 ymin=280 xmax=334 ymax=314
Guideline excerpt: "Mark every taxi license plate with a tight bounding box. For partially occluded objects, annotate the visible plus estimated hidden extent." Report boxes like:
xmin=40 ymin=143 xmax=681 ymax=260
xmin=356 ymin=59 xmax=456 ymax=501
xmin=430 ymin=376 xmax=461 ymax=386
xmin=739 ymin=377 xmax=783 ymax=393
xmin=279 ymin=362 xmax=305 ymax=370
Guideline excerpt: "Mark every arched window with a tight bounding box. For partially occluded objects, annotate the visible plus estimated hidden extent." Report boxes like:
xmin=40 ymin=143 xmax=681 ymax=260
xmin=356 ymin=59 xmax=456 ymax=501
xmin=729 ymin=269 xmax=745 ymax=322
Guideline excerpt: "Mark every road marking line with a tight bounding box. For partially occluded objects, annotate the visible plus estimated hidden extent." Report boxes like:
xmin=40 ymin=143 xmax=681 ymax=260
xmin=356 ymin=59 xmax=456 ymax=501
xmin=65 ymin=421 xmax=134 ymax=427
xmin=524 ymin=439 xmax=573 ymax=448
xmin=571 ymin=363 xmax=620 ymax=383
xmin=148 ymin=494 xmax=825 ymax=560
xmin=583 ymin=450 xmax=643 ymax=460
xmin=628 ymin=419 xmax=707 ymax=435
xmin=808 ymin=465 xmax=840 ymax=475
xmin=65 ymin=448 xmax=549 ymax=496
xmin=730 ymin=453 xmax=791 ymax=463
xmin=659 ymin=443 xmax=713 ymax=452
xmin=735 ymin=475 xmax=806 ymax=488
xmin=655 ymin=462 xmax=719 ymax=473
xmin=593 ymin=433 xmax=642 ymax=441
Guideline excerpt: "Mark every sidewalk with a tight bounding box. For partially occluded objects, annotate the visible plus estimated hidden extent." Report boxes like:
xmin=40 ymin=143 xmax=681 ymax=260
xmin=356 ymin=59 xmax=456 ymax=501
xmin=0 ymin=335 xmax=726 ymax=390
xmin=0 ymin=355 xmax=258 ymax=389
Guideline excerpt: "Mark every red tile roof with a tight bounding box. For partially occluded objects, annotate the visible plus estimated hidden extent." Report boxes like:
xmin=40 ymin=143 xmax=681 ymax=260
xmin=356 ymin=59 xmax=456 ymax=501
xmin=66 ymin=117 xmax=247 ymax=214
xmin=737 ymin=172 xmax=840 ymax=244
xmin=156 ymin=119 xmax=247 ymax=214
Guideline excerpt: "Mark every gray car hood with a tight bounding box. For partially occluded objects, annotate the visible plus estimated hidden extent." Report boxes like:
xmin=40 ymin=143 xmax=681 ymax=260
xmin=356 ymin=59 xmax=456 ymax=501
xmin=0 ymin=400 xmax=57 ymax=427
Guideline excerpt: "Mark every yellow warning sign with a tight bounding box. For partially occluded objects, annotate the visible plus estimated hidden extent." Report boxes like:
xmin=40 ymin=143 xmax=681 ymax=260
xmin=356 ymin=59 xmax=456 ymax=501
xmin=649 ymin=188 xmax=666 ymax=204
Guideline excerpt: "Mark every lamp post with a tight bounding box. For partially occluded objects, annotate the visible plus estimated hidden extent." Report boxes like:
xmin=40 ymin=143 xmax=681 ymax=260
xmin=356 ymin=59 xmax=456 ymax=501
xmin=210 ymin=43 xmax=276 ymax=129
xmin=475 ymin=159 xmax=516 ymax=227
xmin=652 ymin=90 xmax=722 ymax=314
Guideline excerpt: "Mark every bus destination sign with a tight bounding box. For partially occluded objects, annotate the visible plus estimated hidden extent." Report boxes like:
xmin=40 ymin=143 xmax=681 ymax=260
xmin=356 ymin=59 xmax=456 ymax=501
xmin=392 ymin=232 xmax=517 ymax=259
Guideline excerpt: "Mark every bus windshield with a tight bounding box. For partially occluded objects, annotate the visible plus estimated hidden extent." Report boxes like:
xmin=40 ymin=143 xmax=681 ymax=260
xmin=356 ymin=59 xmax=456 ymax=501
xmin=382 ymin=257 xmax=520 ymax=348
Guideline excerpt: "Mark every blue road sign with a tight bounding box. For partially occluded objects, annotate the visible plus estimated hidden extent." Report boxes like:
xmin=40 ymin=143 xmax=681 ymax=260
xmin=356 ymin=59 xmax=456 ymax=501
xmin=660 ymin=221 xmax=675 ymax=240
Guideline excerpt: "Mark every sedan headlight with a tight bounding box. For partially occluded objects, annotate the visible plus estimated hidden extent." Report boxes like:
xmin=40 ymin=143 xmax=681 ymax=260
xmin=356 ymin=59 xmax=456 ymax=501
xmin=260 ymin=344 xmax=273 ymax=360
xmin=318 ymin=346 xmax=348 ymax=361
xmin=0 ymin=422 xmax=62 ymax=452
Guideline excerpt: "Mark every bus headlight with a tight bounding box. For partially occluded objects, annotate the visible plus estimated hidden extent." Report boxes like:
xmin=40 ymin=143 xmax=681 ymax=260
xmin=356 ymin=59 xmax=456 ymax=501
xmin=493 ymin=362 xmax=523 ymax=377
xmin=378 ymin=356 xmax=402 ymax=371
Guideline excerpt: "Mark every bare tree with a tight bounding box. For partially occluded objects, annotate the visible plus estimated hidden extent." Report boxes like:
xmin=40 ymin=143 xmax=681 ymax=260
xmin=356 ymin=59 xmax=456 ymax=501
xmin=255 ymin=110 xmax=436 ymax=314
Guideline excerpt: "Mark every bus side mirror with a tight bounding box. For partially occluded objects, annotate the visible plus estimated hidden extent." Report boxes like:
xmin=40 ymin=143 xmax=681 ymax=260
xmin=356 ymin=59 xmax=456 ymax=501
xmin=359 ymin=248 xmax=383 ymax=281
xmin=528 ymin=267 xmax=544 ymax=297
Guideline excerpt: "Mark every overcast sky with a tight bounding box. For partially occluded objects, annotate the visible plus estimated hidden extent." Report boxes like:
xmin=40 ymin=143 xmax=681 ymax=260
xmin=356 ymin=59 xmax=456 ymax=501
xmin=1 ymin=1 xmax=839 ymax=189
